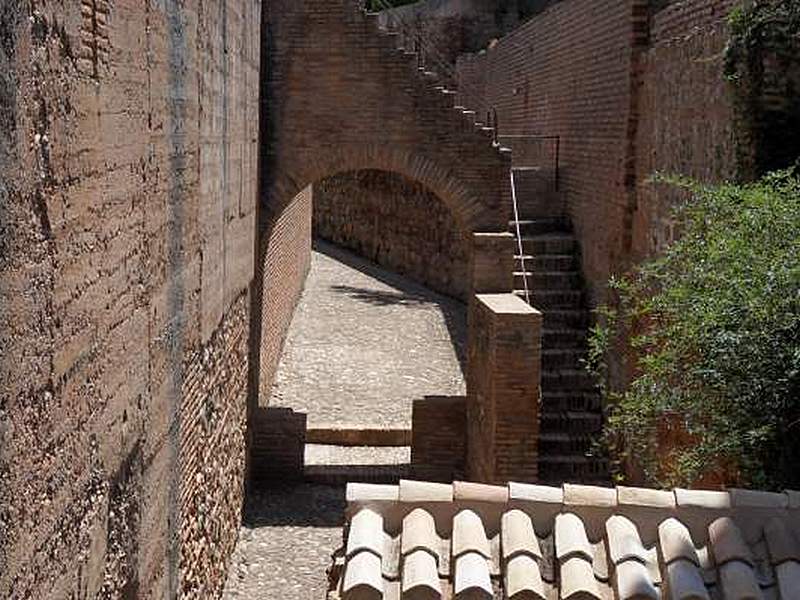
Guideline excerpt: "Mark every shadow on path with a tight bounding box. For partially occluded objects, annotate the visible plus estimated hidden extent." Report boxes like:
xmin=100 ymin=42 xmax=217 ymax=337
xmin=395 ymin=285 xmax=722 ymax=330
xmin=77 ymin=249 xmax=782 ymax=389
xmin=314 ymin=239 xmax=467 ymax=372
xmin=243 ymin=483 xmax=346 ymax=529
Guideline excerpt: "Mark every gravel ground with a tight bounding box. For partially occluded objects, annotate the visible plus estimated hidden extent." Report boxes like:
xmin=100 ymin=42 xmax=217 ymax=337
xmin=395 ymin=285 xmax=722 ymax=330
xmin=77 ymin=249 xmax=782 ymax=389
xmin=304 ymin=444 xmax=411 ymax=466
xmin=222 ymin=485 xmax=346 ymax=600
xmin=270 ymin=240 xmax=467 ymax=429
xmin=223 ymin=242 xmax=464 ymax=599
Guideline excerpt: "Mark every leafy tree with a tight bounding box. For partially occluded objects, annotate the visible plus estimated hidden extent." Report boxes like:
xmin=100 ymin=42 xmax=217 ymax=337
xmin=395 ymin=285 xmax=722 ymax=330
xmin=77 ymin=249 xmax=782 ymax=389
xmin=588 ymin=171 xmax=800 ymax=490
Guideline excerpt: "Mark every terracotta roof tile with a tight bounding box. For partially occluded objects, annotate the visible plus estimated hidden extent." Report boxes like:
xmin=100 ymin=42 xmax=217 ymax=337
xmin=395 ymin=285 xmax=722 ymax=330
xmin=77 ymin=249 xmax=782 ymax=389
xmin=563 ymin=483 xmax=617 ymax=508
xmin=660 ymin=518 xmax=701 ymax=566
xmin=559 ymin=555 xmax=602 ymax=600
xmin=709 ymin=517 xmax=754 ymax=566
xmin=664 ymin=559 xmax=710 ymax=600
xmin=675 ymin=488 xmax=731 ymax=510
xmin=401 ymin=550 xmax=441 ymax=600
xmin=505 ymin=554 xmax=545 ymax=600
xmin=617 ymin=485 xmax=675 ymax=509
xmin=347 ymin=509 xmax=386 ymax=559
xmin=776 ymin=561 xmax=800 ymax=599
xmin=453 ymin=510 xmax=492 ymax=560
xmin=615 ymin=560 xmax=658 ymax=600
xmin=330 ymin=481 xmax=798 ymax=600
xmin=400 ymin=480 xmax=453 ymax=503
xmin=508 ymin=482 xmax=563 ymax=504
xmin=764 ymin=517 xmax=800 ymax=564
xmin=729 ymin=488 xmax=789 ymax=509
xmin=454 ymin=481 xmax=509 ymax=504
xmin=501 ymin=510 xmax=542 ymax=560
xmin=342 ymin=550 xmax=384 ymax=600
xmin=453 ymin=552 xmax=492 ymax=599
xmin=555 ymin=513 xmax=593 ymax=561
xmin=402 ymin=509 xmax=440 ymax=560
xmin=347 ymin=483 xmax=400 ymax=503
xmin=717 ymin=560 xmax=761 ymax=598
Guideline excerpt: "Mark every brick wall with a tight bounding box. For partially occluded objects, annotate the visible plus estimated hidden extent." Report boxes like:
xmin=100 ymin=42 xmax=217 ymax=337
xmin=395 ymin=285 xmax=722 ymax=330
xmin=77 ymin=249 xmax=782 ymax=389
xmin=314 ymin=170 xmax=470 ymax=300
xmin=466 ymin=294 xmax=542 ymax=484
xmin=456 ymin=0 xmax=647 ymax=303
xmin=0 ymin=1 xmax=260 ymax=597
xmin=264 ymin=0 xmax=511 ymax=235
xmin=253 ymin=187 xmax=313 ymax=404
xmin=456 ymin=0 xmax=739 ymax=303
xmin=411 ymin=396 xmax=467 ymax=482
xmin=632 ymin=0 xmax=738 ymax=260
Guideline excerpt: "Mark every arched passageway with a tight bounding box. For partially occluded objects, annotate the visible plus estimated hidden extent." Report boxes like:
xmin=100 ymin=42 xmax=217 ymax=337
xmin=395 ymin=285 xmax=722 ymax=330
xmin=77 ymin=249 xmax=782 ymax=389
xmin=251 ymin=168 xmax=471 ymax=424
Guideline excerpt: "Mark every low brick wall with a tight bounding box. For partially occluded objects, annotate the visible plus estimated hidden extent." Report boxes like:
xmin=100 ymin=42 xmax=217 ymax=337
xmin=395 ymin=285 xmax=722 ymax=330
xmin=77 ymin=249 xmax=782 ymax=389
xmin=314 ymin=171 xmax=470 ymax=301
xmin=467 ymin=294 xmax=542 ymax=484
xmin=250 ymin=408 xmax=307 ymax=482
xmin=411 ymin=396 xmax=467 ymax=482
xmin=253 ymin=187 xmax=313 ymax=404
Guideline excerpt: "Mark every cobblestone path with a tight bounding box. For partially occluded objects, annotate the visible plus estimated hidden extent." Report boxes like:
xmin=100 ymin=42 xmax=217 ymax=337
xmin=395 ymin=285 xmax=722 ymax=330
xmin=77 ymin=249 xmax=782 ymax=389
xmin=223 ymin=241 xmax=467 ymax=599
xmin=222 ymin=485 xmax=346 ymax=599
xmin=270 ymin=240 xmax=467 ymax=429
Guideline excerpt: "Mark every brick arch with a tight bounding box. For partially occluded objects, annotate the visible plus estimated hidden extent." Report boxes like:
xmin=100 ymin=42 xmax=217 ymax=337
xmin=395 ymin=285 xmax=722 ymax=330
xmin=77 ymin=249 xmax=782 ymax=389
xmin=263 ymin=0 xmax=512 ymax=235
xmin=268 ymin=144 xmax=489 ymax=234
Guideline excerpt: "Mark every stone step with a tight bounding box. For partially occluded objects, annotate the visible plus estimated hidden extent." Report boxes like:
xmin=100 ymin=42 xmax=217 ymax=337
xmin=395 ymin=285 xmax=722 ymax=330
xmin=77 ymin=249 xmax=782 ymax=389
xmin=508 ymin=217 xmax=572 ymax=236
xmin=538 ymin=454 xmax=610 ymax=485
xmin=304 ymin=444 xmax=410 ymax=466
xmin=540 ymin=308 xmax=591 ymax=329
xmin=529 ymin=270 xmax=582 ymax=289
xmin=303 ymin=444 xmax=411 ymax=485
xmin=543 ymin=328 xmax=588 ymax=349
xmin=306 ymin=426 xmax=411 ymax=446
xmin=542 ymin=368 xmax=599 ymax=392
xmin=304 ymin=464 xmax=408 ymax=485
xmin=520 ymin=234 xmax=576 ymax=255
xmin=521 ymin=254 xmax=576 ymax=272
xmin=530 ymin=290 xmax=583 ymax=309
xmin=541 ymin=391 xmax=602 ymax=413
xmin=542 ymin=348 xmax=587 ymax=371
xmin=539 ymin=432 xmax=600 ymax=455
xmin=541 ymin=410 xmax=603 ymax=435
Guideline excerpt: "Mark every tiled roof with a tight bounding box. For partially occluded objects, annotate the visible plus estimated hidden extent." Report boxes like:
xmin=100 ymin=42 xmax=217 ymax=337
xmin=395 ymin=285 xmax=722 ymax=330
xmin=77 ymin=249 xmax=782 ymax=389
xmin=327 ymin=480 xmax=800 ymax=599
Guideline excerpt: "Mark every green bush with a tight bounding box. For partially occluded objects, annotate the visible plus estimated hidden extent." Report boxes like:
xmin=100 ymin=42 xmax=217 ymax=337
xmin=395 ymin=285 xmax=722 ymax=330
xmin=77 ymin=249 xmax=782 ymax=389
xmin=588 ymin=171 xmax=800 ymax=490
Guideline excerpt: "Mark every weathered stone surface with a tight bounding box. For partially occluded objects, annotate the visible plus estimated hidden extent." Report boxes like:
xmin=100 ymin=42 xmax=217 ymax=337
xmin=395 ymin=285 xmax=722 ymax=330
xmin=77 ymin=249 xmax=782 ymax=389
xmin=0 ymin=1 xmax=260 ymax=596
xmin=314 ymin=170 xmax=470 ymax=301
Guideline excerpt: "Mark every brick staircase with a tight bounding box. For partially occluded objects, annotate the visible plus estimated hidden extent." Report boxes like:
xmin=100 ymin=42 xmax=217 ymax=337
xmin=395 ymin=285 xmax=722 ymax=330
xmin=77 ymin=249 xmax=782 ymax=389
xmin=364 ymin=4 xmax=608 ymax=484
xmin=511 ymin=216 xmax=609 ymax=484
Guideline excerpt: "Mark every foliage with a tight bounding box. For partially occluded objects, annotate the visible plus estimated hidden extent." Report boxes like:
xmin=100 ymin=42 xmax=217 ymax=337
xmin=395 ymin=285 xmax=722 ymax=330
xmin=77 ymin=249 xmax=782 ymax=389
xmin=587 ymin=171 xmax=800 ymax=490
xmin=724 ymin=0 xmax=800 ymax=176
xmin=725 ymin=0 xmax=800 ymax=82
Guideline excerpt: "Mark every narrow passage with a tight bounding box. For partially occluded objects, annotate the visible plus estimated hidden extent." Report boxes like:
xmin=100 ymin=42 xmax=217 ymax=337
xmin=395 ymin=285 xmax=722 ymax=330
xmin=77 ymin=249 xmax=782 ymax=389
xmin=271 ymin=240 xmax=467 ymax=429
xmin=223 ymin=240 xmax=467 ymax=599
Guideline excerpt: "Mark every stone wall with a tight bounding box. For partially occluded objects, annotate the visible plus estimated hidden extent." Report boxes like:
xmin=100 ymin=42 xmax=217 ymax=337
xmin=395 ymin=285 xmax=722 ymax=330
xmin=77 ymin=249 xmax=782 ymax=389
xmin=314 ymin=170 xmax=470 ymax=301
xmin=253 ymin=187 xmax=313 ymax=404
xmin=0 ymin=1 xmax=261 ymax=597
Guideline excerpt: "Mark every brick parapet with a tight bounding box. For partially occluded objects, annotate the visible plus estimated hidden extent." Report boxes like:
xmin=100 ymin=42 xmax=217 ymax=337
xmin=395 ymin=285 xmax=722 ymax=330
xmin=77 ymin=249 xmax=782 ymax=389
xmin=467 ymin=293 xmax=543 ymax=484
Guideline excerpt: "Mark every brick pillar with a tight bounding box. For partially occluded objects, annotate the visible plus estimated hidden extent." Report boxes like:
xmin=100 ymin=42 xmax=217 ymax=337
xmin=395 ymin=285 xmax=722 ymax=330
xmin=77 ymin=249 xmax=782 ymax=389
xmin=469 ymin=232 xmax=515 ymax=295
xmin=466 ymin=293 xmax=542 ymax=484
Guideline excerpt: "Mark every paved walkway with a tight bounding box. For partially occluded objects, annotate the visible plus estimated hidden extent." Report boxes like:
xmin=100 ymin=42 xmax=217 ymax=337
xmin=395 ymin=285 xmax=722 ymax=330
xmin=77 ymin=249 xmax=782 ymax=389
xmin=222 ymin=241 xmax=467 ymax=599
xmin=222 ymin=485 xmax=345 ymax=599
xmin=270 ymin=240 xmax=467 ymax=429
